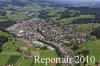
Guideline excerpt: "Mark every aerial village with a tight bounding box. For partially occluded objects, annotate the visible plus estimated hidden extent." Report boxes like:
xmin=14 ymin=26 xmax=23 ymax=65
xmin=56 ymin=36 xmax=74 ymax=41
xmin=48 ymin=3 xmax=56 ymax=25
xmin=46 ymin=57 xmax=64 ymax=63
xmin=7 ymin=18 xmax=87 ymax=66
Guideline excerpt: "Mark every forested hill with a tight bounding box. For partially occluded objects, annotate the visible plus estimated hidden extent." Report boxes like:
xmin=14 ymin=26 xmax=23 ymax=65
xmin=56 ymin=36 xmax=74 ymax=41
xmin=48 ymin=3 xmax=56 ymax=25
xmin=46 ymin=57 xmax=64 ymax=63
xmin=0 ymin=0 xmax=68 ymax=7
xmin=0 ymin=0 xmax=100 ymax=8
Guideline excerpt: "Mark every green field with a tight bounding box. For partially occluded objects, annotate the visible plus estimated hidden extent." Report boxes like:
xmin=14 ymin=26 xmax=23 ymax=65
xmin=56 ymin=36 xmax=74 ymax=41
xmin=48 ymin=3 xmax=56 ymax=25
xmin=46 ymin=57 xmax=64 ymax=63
xmin=82 ymin=40 xmax=100 ymax=62
xmin=6 ymin=12 xmax=28 ymax=20
xmin=0 ymin=42 xmax=58 ymax=66
xmin=77 ymin=39 xmax=100 ymax=66
xmin=0 ymin=34 xmax=58 ymax=66
xmin=70 ymin=23 xmax=100 ymax=34
xmin=20 ymin=50 xmax=58 ymax=66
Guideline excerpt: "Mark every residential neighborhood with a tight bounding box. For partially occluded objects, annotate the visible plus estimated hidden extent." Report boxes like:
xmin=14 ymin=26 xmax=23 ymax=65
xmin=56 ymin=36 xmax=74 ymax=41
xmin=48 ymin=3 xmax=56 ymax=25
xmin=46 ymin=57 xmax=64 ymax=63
xmin=7 ymin=18 xmax=87 ymax=66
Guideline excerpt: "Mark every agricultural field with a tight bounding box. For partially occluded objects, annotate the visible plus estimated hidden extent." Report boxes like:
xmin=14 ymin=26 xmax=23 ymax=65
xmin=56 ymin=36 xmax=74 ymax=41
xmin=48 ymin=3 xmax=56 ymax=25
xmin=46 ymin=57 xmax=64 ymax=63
xmin=71 ymin=23 xmax=100 ymax=34
xmin=76 ymin=39 xmax=100 ymax=66
xmin=0 ymin=31 xmax=59 ymax=66
xmin=0 ymin=16 xmax=9 ymax=22
xmin=6 ymin=12 xmax=28 ymax=20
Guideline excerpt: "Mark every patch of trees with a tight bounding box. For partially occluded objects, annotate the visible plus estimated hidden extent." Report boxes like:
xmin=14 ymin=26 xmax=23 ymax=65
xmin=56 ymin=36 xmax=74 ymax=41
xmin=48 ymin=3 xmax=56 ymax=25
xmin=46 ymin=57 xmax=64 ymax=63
xmin=90 ymin=27 xmax=100 ymax=39
xmin=40 ymin=46 xmax=48 ymax=50
xmin=60 ymin=10 xmax=81 ymax=19
xmin=38 ymin=10 xmax=50 ymax=19
xmin=0 ymin=36 xmax=8 ymax=52
xmin=0 ymin=10 xmax=6 ymax=16
xmin=71 ymin=45 xmax=79 ymax=51
xmin=38 ymin=7 xmax=100 ymax=24
xmin=0 ymin=20 xmax=16 ymax=29
xmin=72 ymin=18 xmax=95 ymax=24
xmin=94 ymin=14 xmax=100 ymax=23
xmin=77 ymin=50 xmax=90 ymax=57
xmin=66 ymin=7 xmax=100 ymax=15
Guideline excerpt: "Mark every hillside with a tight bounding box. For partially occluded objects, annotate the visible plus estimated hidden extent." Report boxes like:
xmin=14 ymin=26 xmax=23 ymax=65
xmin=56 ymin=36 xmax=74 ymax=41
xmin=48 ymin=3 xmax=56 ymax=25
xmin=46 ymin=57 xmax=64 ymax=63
xmin=0 ymin=0 xmax=100 ymax=66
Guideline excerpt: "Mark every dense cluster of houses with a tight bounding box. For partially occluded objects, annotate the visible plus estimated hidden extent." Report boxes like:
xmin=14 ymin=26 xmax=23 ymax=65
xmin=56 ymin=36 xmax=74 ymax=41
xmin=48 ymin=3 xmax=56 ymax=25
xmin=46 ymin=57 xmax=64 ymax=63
xmin=7 ymin=17 xmax=86 ymax=45
xmin=7 ymin=18 xmax=87 ymax=66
